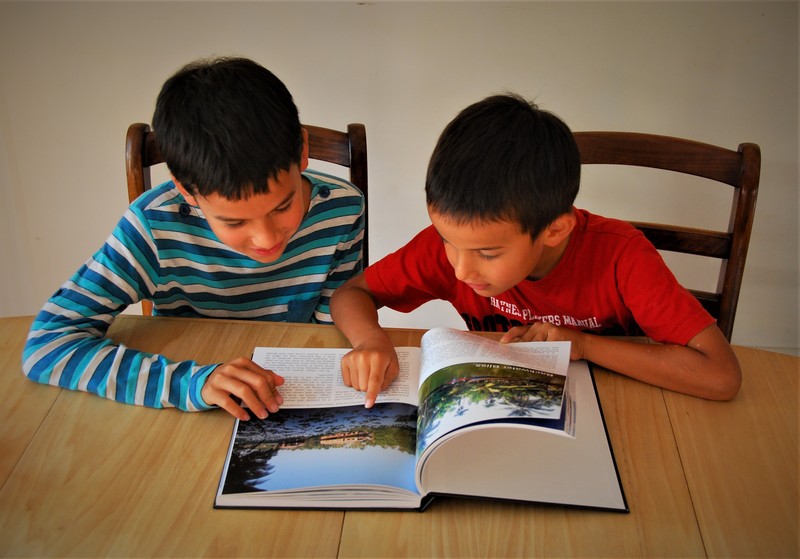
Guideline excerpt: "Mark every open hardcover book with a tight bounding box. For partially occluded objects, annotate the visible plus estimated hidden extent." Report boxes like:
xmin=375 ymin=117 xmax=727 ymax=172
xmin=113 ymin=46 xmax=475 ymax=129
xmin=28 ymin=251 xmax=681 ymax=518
xmin=214 ymin=328 xmax=627 ymax=512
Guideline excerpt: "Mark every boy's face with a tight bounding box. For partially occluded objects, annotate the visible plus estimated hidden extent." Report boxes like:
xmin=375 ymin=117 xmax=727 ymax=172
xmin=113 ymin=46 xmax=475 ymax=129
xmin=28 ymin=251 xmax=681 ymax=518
xmin=175 ymin=131 xmax=311 ymax=264
xmin=183 ymin=168 xmax=310 ymax=264
xmin=428 ymin=208 xmax=572 ymax=297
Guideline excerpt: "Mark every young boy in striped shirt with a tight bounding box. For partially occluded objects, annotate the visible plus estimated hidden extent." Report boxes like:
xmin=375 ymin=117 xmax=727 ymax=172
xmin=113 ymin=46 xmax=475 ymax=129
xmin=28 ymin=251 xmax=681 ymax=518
xmin=23 ymin=57 xmax=364 ymax=420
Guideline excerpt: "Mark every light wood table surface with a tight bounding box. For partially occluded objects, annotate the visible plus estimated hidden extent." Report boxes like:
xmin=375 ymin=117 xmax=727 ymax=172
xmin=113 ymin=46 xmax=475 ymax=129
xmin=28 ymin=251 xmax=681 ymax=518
xmin=0 ymin=315 xmax=796 ymax=557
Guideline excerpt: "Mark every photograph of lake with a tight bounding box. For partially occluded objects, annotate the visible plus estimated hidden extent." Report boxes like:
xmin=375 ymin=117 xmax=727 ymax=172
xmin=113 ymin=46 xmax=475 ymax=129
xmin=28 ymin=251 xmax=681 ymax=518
xmin=220 ymin=403 xmax=418 ymax=495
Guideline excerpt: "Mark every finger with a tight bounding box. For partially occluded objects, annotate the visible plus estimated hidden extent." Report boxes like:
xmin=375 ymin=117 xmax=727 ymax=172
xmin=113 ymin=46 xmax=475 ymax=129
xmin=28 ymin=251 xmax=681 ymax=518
xmin=210 ymin=375 xmax=270 ymax=419
xmin=249 ymin=376 xmax=284 ymax=414
xmin=371 ymin=356 xmax=402 ymax=407
xmin=364 ymin=368 xmax=385 ymax=409
xmin=213 ymin=363 xmax=283 ymax=415
xmin=500 ymin=326 xmax=526 ymax=343
xmin=341 ymin=354 xmax=355 ymax=388
xmin=517 ymin=322 xmax=548 ymax=342
xmin=235 ymin=360 xmax=285 ymax=410
xmin=380 ymin=359 xmax=399 ymax=391
xmin=344 ymin=351 xmax=372 ymax=392
xmin=238 ymin=382 xmax=276 ymax=417
xmin=208 ymin=391 xmax=251 ymax=421
xmin=519 ymin=329 xmax=540 ymax=342
xmin=356 ymin=359 xmax=375 ymax=392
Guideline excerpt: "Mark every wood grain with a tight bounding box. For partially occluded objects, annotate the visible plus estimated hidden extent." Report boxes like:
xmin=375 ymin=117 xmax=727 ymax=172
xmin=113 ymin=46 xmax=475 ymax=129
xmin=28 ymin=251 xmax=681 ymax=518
xmin=665 ymin=346 xmax=799 ymax=558
xmin=0 ymin=316 xmax=60 ymax=482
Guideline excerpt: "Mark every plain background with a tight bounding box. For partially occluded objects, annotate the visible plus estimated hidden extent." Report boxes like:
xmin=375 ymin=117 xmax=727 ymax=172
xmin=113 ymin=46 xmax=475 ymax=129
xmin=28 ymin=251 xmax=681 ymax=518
xmin=0 ymin=1 xmax=797 ymax=351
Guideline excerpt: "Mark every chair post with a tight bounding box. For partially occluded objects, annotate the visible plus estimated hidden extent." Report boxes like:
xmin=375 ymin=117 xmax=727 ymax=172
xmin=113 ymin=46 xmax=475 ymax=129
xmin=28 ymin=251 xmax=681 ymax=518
xmin=125 ymin=122 xmax=155 ymax=316
xmin=716 ymin=142 xmax=761 ymax=340
xmin=348 ymin=123 xmax=368 ymax=267
xmin=125 ymin=123 xmax=152 ymax=203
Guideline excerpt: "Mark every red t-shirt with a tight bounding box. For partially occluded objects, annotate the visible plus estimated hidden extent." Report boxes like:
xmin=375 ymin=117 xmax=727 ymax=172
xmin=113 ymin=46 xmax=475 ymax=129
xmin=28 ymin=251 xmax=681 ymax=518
xmin=365 ymin=208 xmax=714 ymax=345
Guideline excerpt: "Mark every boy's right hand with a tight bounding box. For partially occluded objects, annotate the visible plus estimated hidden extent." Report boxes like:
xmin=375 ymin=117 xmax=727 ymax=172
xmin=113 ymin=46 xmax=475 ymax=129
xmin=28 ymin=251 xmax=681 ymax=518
xmin=340 ymin=335 xmax=399 ymax=409
xmin=202 ymin=357 xmax=285 ymax=421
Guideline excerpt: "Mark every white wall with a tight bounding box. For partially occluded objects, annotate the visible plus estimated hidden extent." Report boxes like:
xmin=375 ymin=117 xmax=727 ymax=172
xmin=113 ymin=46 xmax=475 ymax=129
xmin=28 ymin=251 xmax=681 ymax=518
xmin=0 ymin=1 xmax=797 ymax=350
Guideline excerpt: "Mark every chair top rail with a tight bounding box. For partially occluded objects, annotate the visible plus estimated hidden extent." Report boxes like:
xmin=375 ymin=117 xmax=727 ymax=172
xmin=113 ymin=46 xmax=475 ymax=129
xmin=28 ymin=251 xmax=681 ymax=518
xmin=574 ymin=131 xmax=747 ymax=186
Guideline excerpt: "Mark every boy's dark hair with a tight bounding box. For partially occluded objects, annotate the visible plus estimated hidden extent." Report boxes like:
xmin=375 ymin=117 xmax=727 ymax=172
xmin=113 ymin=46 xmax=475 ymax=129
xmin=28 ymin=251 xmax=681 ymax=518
xmin=425 ymin=94 xmax=580 ymax=239
xmin=152 ymin=57 xmax=303 ymax=200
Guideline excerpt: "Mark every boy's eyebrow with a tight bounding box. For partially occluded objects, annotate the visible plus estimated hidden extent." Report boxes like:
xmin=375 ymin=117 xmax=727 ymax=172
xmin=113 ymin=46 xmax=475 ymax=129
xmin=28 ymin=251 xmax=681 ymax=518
xmin=435 ymin=230 xmax=503 ymax=251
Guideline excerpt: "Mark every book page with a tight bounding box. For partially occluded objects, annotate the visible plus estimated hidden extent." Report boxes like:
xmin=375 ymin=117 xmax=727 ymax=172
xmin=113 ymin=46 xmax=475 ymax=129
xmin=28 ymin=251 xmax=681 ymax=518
xmin=216 ymin=402 xmax=421 ymax=509
xmin=415 ymin=328 xmax=572 ymax=457
xmin=419 ymin=327 xmax=570 ymax=383
xmin=217 ymin=345 xmax=425 ymax=509
xmin=252 ymin=346 xmax=421 ymax=408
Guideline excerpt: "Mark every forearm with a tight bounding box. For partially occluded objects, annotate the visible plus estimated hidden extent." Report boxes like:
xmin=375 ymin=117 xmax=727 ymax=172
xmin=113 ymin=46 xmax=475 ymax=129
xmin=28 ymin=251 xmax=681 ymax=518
xmin=580 ymin=326 xmax=742 ymax=400
xmin=330 ymin=285 xmax=387 ymax=346
xmin=314 ymin=239 xmax=367 ymax=324
xmin=330 ymin=274 xmax=393 ymax=347
xmin=23 ymin=309 xmax=216 ymax=411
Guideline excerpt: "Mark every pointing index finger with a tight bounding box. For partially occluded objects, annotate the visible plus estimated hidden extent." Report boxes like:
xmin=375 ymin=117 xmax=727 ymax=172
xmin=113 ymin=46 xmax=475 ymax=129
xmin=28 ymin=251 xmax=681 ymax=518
xmin=364 ymin=371 xmax=383 ymax=409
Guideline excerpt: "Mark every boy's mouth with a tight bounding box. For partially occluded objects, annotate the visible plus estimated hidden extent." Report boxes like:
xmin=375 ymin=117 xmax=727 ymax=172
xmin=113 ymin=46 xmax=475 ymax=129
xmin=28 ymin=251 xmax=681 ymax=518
xmin=465 ymin=282 xmax=490 ymax=293
xmin=251 ymin=242 xmax=284 ymax=259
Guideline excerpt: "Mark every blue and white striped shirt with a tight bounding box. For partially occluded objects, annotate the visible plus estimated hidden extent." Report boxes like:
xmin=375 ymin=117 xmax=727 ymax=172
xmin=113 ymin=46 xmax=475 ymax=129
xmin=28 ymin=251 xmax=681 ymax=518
xmin=23 ymin=171 xmax=363 ymax=411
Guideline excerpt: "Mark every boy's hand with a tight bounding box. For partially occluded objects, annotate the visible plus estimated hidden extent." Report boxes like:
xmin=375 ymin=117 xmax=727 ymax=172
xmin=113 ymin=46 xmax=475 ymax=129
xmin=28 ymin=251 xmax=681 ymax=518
xmin=500 ymin=322 xmax=586 ymax=360
xmin=340 ymin=335 xmax=399 ymax=409
xmin=202 ymin=357 xmax=285 ymax=421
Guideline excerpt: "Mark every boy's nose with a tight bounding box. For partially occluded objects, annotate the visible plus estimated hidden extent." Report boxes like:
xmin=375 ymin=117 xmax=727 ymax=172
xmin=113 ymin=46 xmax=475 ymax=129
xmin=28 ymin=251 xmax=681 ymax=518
xmin=452 ymin=254 xmax=474 ymax=282
xmin=251 ymin=221 xmax=280 ymax=248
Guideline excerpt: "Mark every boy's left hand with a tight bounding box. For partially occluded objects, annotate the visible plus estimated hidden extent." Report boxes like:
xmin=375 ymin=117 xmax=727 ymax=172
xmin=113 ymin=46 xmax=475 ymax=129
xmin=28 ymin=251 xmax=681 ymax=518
xmin=500 ymin=322 xmax=585 ymax=360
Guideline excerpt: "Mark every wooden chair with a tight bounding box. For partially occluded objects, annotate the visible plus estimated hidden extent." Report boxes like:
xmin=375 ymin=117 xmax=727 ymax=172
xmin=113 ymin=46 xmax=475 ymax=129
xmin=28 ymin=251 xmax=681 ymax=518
xmin=573 ymin=132 xmax=760 ymax=341
xmin=125 ymin=122 xmax=368 ymax=316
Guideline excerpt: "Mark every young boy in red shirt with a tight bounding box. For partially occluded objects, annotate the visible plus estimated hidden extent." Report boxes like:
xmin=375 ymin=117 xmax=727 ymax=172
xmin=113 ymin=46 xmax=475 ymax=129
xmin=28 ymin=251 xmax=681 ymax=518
xmin=331 ymin=94 xmax=741 ymax=408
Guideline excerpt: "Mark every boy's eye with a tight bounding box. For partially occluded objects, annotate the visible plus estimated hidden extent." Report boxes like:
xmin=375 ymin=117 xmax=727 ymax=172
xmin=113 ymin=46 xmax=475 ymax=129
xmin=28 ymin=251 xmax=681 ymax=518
xmin=223 ymin=221 xmax=245 ymax=229
xmin=478 ymin=252 xmax=499 ymax=261
xmin=272 ymin=199 xmax=293 ymax=214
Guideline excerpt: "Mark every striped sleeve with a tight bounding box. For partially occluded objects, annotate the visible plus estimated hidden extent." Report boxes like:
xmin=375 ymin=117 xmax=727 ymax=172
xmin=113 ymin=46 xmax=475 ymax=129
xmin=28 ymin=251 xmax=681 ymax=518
xmin=22 ymin=205 xmax=217 ymax=412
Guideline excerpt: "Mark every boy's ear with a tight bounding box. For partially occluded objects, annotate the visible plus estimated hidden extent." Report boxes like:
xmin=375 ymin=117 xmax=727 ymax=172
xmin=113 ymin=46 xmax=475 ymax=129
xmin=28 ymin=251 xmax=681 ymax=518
xmin=172 ymin=177 xmax=199 ymax=206
xmin=542 ymin=212 xmax=577 ymax=247
xmin=299 ymin=128 xmax=310 ymax=172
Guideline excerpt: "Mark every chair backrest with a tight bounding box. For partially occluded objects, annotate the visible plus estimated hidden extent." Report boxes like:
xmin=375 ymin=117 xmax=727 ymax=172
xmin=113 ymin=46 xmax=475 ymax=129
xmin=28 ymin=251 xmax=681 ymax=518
xmin=125 ymin=122 xmax=368 ymax=316
xmin=573 ymin=131 xmax=760 ymax=341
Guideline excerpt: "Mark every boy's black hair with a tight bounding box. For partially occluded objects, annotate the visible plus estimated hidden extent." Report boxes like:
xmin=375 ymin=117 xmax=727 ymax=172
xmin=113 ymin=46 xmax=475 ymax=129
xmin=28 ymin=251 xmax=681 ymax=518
xmin=152 ymin=57 xmax=303 ymax=200
xmin=425 ymin=93 xmax=580 ymax=239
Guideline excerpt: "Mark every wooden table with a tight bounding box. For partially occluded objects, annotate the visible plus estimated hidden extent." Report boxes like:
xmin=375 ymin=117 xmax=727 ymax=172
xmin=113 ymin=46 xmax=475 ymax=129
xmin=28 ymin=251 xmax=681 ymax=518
xmin=0 ymin=315 xmax=796 ymax=557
